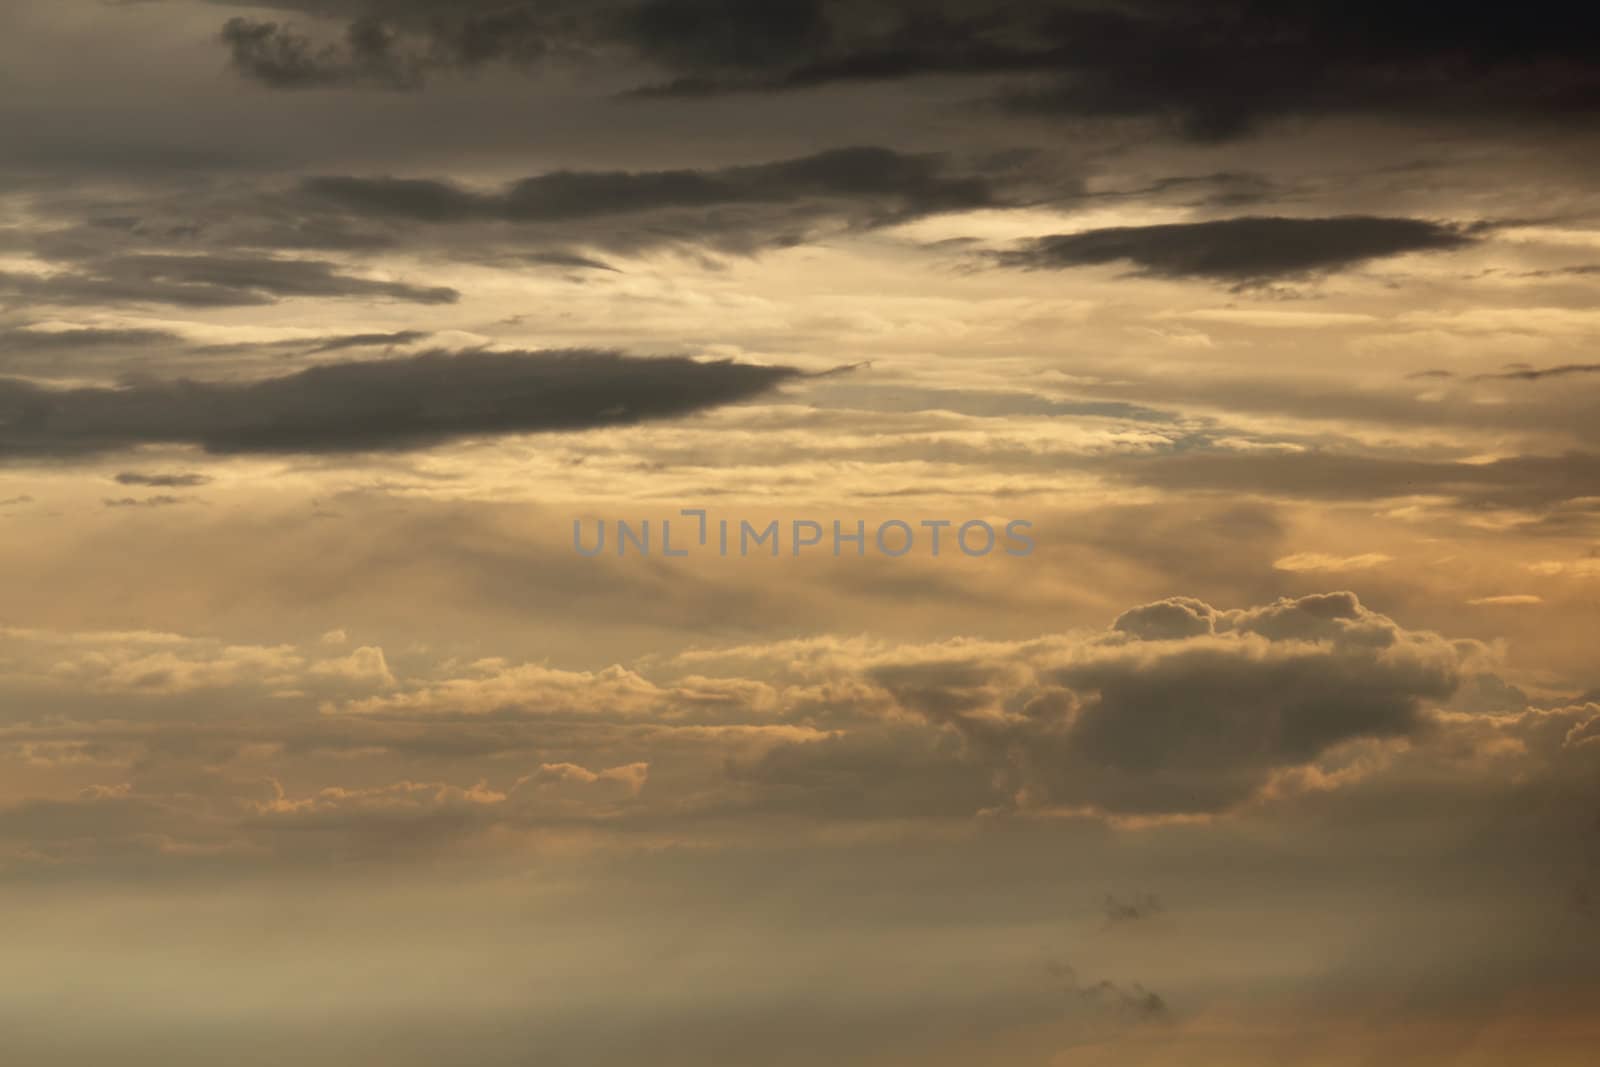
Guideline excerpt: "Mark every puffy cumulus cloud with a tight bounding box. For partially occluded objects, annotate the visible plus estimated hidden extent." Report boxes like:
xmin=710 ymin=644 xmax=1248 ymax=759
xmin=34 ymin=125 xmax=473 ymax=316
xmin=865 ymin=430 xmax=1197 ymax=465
xmin=334 ymin=591 xmax=1490 ymax=818
xmin=0 ymin=348 xmax=804 ymax=459
xmin=805 ymin=591 xmax=1481 ymax=817
xmin=1015 ymin=593 xmax=1469 ymax=814
xmin=308 ymin=646 xmax=396 ymax=688
xmin=1253 ymin=700 xmax=1600 ymax=843
xmin=2 ymin=595 xmax=1583 ymax=874
xmin=1109 ymin=596 xmax=1217 ymax=641
xmin=521 ymin=760 xmax=650 ymax=813
xmin=993 ymin=216 xmax=1478 ymax=287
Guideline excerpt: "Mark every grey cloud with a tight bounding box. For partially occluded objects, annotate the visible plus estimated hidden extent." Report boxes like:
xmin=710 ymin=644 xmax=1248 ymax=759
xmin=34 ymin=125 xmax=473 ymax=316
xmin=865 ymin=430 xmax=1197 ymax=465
xmin=0 ymin=348 xmax=803 ymax=458
xmin=1048 ymin=961 xmax=1169 ymax=1022
xmin=304 ymin=329 xmax=432 ymax=353
xmin=1474 ymin=363 xmax=1600 ymax=382
xmin=1112 ymin=597 xmax=1217 ymax=641
xmin=0 ymin=255 xmax=457 ymax=309
xmin=523 ymin=251 xmax=619 ymax=272
xmin=299 ymin=146 xmax=997 ymax=227
xmin=934 ymin=594 xmax=1461 ymax=814
xmin=212 ymin=2 xmax=1600 ymax=142
xmin=0 ymin=326 xmax=182 ymax=352
xmin=6 ymin=148 xmax=1017 ymax=275
xmin=114 ymin=472 xmax=213 ymax=488
xmin=103 ymin=496 xmax=185 ymax=508
xmin=104 ymin=254 xmax=458 ymax=303
xmin=0 ymin=597 xmax=1574 ymax=875
xmin=1102 ymin=891 xmax=1164 ymax=926
xmin=221 ymin=16 xmax=425 ymax=90
xmin=1040 ymin=596 xmax=1455 ymax=812
xmin=1099 ymin=448 xmax=1600 ymax=514
xmin=994 ymin=216 xmax=1476 ymax=285
xmin=743 ymin=592 xmax=1475 ymax=818
xmin=220 ymin=2 xmax=566 ymax=90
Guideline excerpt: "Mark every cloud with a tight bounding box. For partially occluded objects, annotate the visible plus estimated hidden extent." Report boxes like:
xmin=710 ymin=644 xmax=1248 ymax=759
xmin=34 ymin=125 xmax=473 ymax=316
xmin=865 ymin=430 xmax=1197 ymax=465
xmin=0 ymin=254 xmax=458 ymax=308
xmin=1048 ymin=960 xmax=1169 ymax=1022
xmin=221 ymin=16 xmax=426 ymax=90
xmin=1473 ymin=362 xmax=1600 ymax=382
xmin=220 ymin=5 xmax=561 ymax=90
xmin=304 ymin=330 xmax=433 ymax=353
xmin=1099 ymin=449 xmax=1600 ymax=515
xmin=1102 ymin=891 xmax=1164 ymax=926
xmin=308 ymin=645 xmax=395 ymax=688
xmin=213 ymin=2 xmax=1600 ymax=141
xmin=1 ymin=599 xmax=1589 ymax=878
xmin=1003 ymin=592 xmax=1469 ymax=815
xmin=114 ymin=472 xmax=213 ymax=488
xmin=993 ymin=216 xmax=1476 ymax=285
xmin=298 ymin=146 xmax=996 ymax=228
xmin=1274 ymin=552 xmax=1393 ymax=573
xmin=1468 ymin=595 xmax=1544 ymax=606
xmin=523 ymin=251 xmax=619 ymax=272
xmin=0 ymin=348 xmax=804 ymax=458
xmin=0 ymin=326 xmax=182 ymax=351
xmin=702 ymin=592 xmax=1484 ymax=818
xmin=102 ymin=496 xmax=185 ymax=508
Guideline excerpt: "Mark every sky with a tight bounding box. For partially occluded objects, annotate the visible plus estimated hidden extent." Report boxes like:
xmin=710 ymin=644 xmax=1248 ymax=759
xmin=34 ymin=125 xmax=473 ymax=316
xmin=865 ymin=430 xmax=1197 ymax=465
xmin=2 ymin=1 xmax=1599 ymax=1063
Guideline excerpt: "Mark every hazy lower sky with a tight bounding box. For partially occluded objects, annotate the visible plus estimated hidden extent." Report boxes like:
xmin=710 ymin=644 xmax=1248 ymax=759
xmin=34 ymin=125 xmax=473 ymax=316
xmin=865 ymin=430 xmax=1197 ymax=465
xmin=2 ymin=2 xmax=1598 ymax=1064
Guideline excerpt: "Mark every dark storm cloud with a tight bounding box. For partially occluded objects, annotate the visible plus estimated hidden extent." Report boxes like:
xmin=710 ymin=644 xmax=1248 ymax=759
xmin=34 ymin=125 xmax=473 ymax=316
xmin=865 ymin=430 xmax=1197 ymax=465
xmin=212 ymin=1 xmax=1600 ymax=140
xmin=0 ymin=348 xmax=803 ymax=458
xmin=994 ymin=216 xmax=1476 ymax=285
xmin=0 ymin=255 xmax=458 ymax=309
xmin=299 ymin=146 xmax=996 ymax=226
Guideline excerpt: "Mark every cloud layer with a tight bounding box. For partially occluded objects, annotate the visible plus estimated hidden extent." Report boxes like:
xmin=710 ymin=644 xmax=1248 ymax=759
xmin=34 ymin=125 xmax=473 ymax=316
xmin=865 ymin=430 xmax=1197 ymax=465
xmin=0 ymin=349 xmax=803 ymax=456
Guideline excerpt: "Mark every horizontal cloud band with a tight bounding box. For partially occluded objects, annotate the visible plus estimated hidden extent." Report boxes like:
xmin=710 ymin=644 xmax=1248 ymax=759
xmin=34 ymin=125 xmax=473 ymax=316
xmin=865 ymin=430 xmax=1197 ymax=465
xmin=0 ymin=349 xmax=803 ymax=457
xmin=994 ymin=216 xmax=1477 ymax=284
